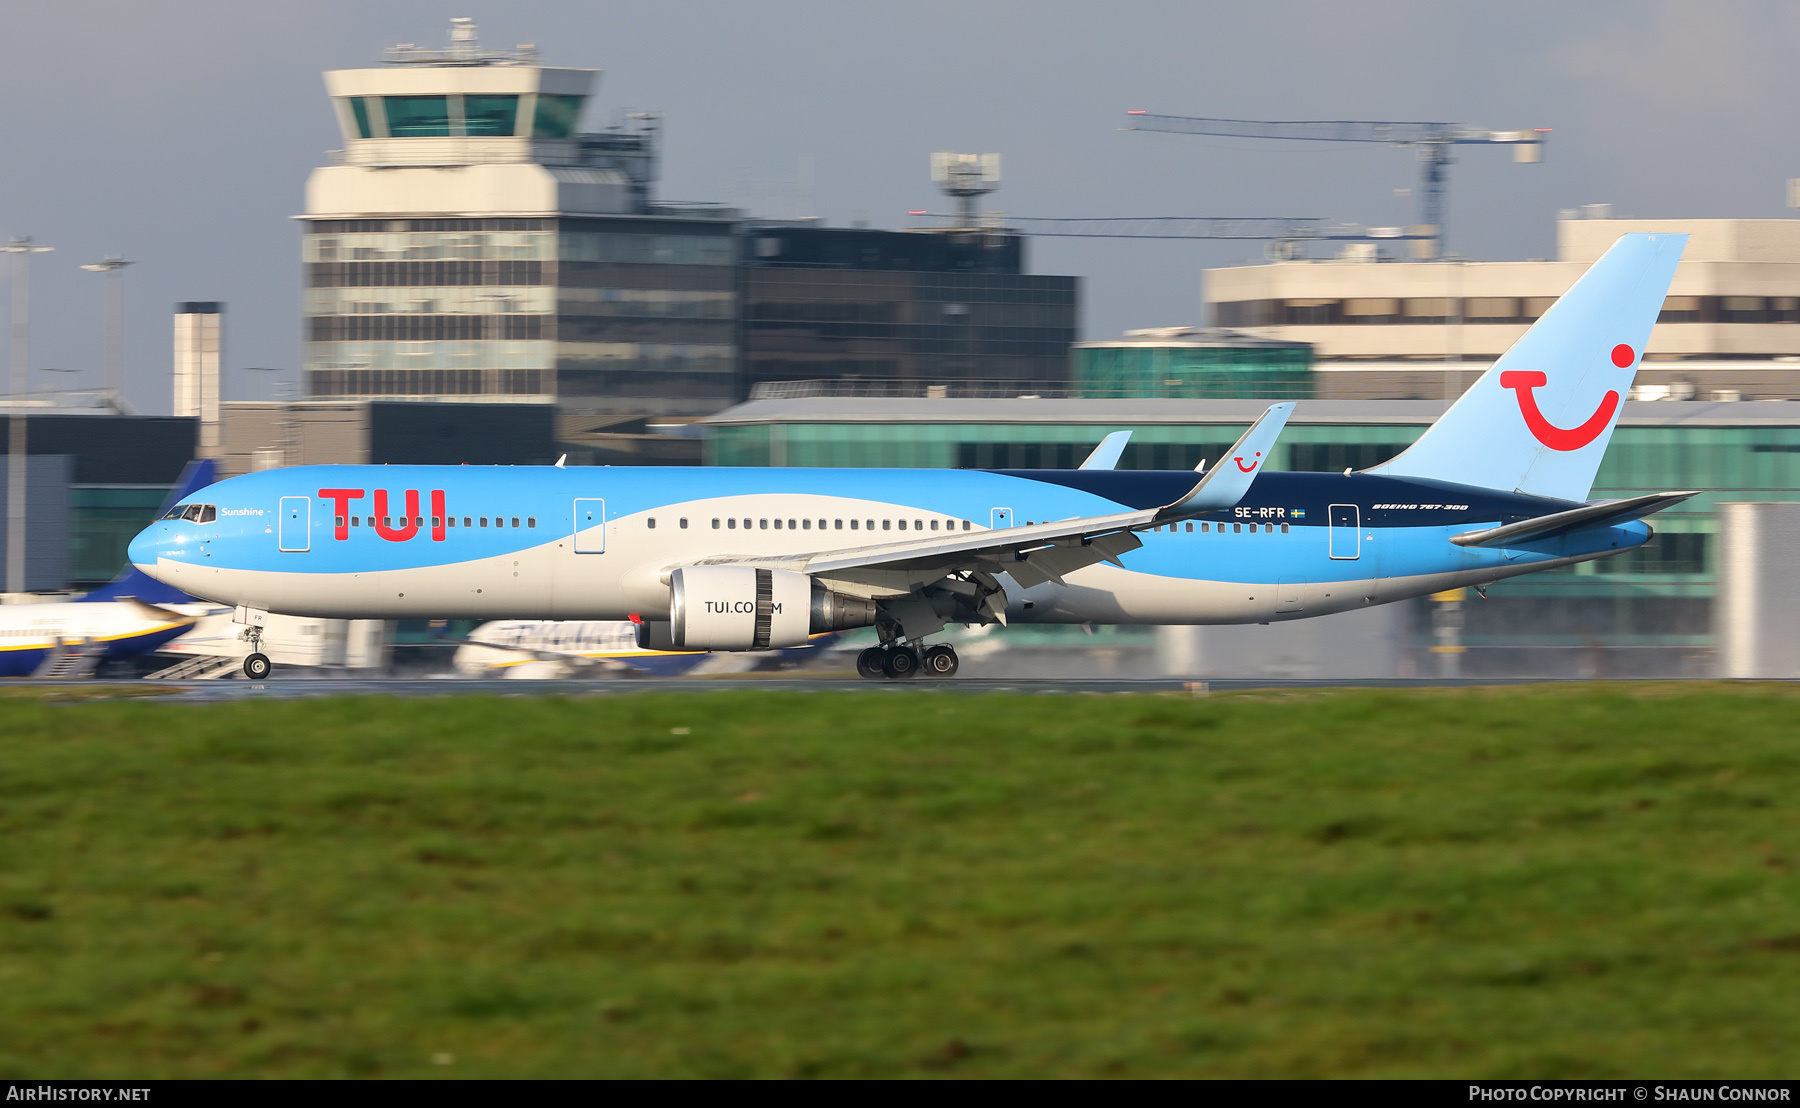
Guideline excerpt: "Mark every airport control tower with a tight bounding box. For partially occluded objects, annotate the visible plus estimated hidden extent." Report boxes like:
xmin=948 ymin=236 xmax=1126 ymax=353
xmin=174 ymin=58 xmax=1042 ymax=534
xmin=301 ymin=19 xmax=738 ymax=414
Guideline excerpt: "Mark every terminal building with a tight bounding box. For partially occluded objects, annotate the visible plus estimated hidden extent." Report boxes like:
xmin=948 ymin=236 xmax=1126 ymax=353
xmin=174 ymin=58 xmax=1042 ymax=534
xmin=700 ymin=394 xmax=1800 ymax=677
xmin=1206 ymin=216 xmax=1800 ymax=401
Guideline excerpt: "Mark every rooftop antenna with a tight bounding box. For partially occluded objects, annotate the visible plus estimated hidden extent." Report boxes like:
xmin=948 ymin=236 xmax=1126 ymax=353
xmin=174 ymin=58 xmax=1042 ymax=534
xmin=385 ymin=16 xmax=537 ymax=66
xmin=931 ymin=153 xmax=1001 ymax=230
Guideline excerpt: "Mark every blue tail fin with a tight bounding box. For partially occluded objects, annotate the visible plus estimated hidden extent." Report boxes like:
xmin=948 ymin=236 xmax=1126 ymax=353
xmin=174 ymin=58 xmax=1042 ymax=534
xmin=80 ymin=459 xmax=218 ymax=605
xmin=1366 ymin=232 xmax=1686 ymax=502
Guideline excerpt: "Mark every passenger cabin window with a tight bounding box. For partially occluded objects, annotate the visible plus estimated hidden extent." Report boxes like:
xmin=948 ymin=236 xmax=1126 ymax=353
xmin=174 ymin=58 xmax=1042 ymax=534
xmin=760 ymin=519 xmax=769 ymax=530
xmin=463 ymin=517 xmax=471 ymax=528
xmin=680 ymin=518 xmax=688 ymax=529
xmin=788 ymin=519 xmax=797 ymax=529
xmin=446 ymin=516 xmax=455 ymax=528
xmin=713 ymin=518 xmax=721 ymax=529
xmin=883 ymin=520 xmax=891 ymax=530
xmin=897 ymin=520 xmax=906 ymax=531
xmin=802 ymin=519 xmax=811 ymax=529
xmin=648 ymin=518 xmax=657 ymax=529
xmin=727 ymin=518 xmax=736 ymax=529
xmin=849 ymin=520 xmax=858 ymax=529
xmin=774 ymin=519 xmax=782 ymax=529
xmin=511 ymin=517 xmax=520 ymax=528
xmin=1281 ymin=523 xmax=1290 ymax=534
xmin=352 ymin=516 xmax=361 ymax=527
xmin=528 ymin=517 xmax=537 ymax=528
xmin=480 ymin=517 xmax=489 ymax=527
xmin=1233 ymin=523 xmax=1242 ymax=533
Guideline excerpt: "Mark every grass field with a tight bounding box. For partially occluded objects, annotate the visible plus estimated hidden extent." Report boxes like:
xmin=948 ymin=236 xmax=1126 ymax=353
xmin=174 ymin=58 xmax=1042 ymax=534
xmin=1 ymin=684 xmax=1797 ymax=1078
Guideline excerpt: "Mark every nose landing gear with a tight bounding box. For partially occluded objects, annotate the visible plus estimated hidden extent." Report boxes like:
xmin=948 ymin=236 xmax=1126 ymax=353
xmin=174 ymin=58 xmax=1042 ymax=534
xmin=240 ymin=622 xmax=272 ymax=680
xmin=856 ymin=643 xmax=959 ymax=681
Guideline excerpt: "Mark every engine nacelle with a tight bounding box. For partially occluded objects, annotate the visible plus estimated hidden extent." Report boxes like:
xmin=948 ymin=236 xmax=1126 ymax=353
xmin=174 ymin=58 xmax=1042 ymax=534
xmin=670 ymin=567 xmax=876 ymax=650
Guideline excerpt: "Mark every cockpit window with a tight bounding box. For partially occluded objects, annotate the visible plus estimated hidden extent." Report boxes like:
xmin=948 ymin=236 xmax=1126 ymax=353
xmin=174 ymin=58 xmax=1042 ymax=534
xmin=163 ymin=503 xmax=218 ymax=523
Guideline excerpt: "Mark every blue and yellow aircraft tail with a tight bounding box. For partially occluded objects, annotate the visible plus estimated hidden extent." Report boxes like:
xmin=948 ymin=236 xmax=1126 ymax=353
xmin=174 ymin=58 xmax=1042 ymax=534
xmin=80 ymin=459 xmax=217 ymax=605
xmin=1368 ymin=232 xmax=1686 ymax=503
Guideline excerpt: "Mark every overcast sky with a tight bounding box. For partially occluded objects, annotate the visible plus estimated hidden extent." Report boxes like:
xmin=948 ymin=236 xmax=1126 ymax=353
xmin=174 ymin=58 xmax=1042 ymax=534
xmin=3 ymin=0 xmax=1797 ymax=415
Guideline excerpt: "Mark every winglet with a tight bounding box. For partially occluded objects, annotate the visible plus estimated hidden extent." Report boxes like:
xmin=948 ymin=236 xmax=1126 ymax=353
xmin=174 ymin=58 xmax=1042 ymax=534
xmin=554 ymin=454 xmax=567 ymax=469
xmin=1160 ymin=402 xmax=1293 ymax=516
xmin=1078 ymin=430 xmax=1132 ymax=470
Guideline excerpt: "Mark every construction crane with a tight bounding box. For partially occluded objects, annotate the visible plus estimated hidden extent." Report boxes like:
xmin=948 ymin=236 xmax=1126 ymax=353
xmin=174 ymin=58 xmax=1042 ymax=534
xmin=903 ymin=214 xmax=1430 ymax=258
xmin=1121 ymin=112 xmax=1548 ymax=258
xmin=909 ymin=153 xmax=1431 ymax=258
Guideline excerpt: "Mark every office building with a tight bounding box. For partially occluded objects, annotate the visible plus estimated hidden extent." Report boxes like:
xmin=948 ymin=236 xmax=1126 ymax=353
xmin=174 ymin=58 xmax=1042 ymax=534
xmin=739 ymin=225 xmax=1078 ymax=397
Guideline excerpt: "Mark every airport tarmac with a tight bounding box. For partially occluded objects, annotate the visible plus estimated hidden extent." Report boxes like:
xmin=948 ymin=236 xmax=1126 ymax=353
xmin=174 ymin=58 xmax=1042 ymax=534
xmin=4 ymin=674 xmax=1645 ymax=701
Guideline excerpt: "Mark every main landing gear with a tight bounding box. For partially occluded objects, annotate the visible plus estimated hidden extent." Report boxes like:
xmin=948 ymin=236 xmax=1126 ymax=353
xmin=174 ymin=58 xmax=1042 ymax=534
xmin=857 ymin=643 xmax=959 ymax=681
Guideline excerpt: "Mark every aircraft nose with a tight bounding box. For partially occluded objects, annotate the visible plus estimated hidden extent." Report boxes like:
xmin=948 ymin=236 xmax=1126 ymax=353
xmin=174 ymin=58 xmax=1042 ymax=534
xmin=127 ymin=525 xmax=162 ymax=572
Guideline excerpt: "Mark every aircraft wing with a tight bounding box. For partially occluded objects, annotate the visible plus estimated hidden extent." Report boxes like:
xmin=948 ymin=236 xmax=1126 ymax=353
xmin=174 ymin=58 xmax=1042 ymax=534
xmin=1449 ymin=490 xmax=1697 ymax=548
xmin=688 ymin=403 xmax=1295 ymax=593
xmin=118 ymin=597 xmax=202 ymax=627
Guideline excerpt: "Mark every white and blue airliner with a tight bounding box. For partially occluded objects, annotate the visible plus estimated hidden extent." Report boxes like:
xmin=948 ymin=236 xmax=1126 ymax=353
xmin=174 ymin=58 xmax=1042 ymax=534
xmin=129 ymin=234 xmax=1694 ymax=680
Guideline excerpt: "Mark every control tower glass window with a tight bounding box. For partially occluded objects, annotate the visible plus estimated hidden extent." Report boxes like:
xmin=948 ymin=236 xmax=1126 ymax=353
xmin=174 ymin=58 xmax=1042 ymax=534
xmin=347 ymin=97 xmax=373 ymax=139
xmin=532 ymin=95 xmax=584 ymax=139
xmin=463 ymin=95 xmax=519 ymax=137
xmin=384 ymin=95 xmax=452 ymax=138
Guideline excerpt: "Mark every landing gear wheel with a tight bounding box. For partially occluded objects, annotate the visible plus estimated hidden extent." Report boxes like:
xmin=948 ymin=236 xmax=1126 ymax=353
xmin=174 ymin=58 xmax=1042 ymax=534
xmin=243 ymin=652 xmax=272 ymax=680
xmin=856 ymin=647 xmax=888 ymax=681
xmin=920 ymin=645 xmax=959 ymax=678
xmin=881 ymin=647 xmax=919 ymax=680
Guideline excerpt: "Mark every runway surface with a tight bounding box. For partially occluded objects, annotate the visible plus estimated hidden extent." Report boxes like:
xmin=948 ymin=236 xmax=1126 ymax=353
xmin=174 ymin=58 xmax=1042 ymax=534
xmin=6 ymin=673 xmax=1630 ymax=701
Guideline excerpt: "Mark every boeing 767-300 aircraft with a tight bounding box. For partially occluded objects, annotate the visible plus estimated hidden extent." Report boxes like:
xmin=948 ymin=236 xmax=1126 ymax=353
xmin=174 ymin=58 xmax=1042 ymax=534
xmin=129 ymin=234 xmax=1692 ymax=680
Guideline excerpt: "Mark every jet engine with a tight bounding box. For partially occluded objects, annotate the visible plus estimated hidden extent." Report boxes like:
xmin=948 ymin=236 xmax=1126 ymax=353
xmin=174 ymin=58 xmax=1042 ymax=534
xmin=669 ymin=566 xmax=875 ymax=650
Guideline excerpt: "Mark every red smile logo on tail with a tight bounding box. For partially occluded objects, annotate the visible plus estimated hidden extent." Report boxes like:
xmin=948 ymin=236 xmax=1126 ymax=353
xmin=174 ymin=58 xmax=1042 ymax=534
xmin=1235 ymin=450 xmax=1262 ymax=473
xmin=1498 ymin=344 xmax=1631 ymax=451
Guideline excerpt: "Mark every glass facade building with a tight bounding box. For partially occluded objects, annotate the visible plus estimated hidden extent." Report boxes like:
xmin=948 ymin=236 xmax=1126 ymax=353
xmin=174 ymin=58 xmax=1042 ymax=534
xmin=302 ymin=217 xmax=738 ymax=412
xmin=1072 ymin=332 xmax=1313 ymax=399
xmin=703 ymin=398 xmax=1800 ymax=675
xmin=740 ymin=227 xmax=1078 ymax=396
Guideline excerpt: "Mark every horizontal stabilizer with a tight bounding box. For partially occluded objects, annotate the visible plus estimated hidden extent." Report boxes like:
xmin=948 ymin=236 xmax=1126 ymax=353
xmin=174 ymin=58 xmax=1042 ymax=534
xmin=1450 ymin=491 xmax=1697 ymax=548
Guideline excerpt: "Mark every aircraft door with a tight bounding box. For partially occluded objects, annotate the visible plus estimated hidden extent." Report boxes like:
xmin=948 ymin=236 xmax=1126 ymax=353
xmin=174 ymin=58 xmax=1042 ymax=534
xmin=1328 ymin=504 xmax=1360 ymax=560
xmin=574 ymin=498 xmax=606 ymax=553
xmin=991 ymin=507 xmax=1013 ymax=529
xmin=278 ymin=497 xmax=311 ymax=552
